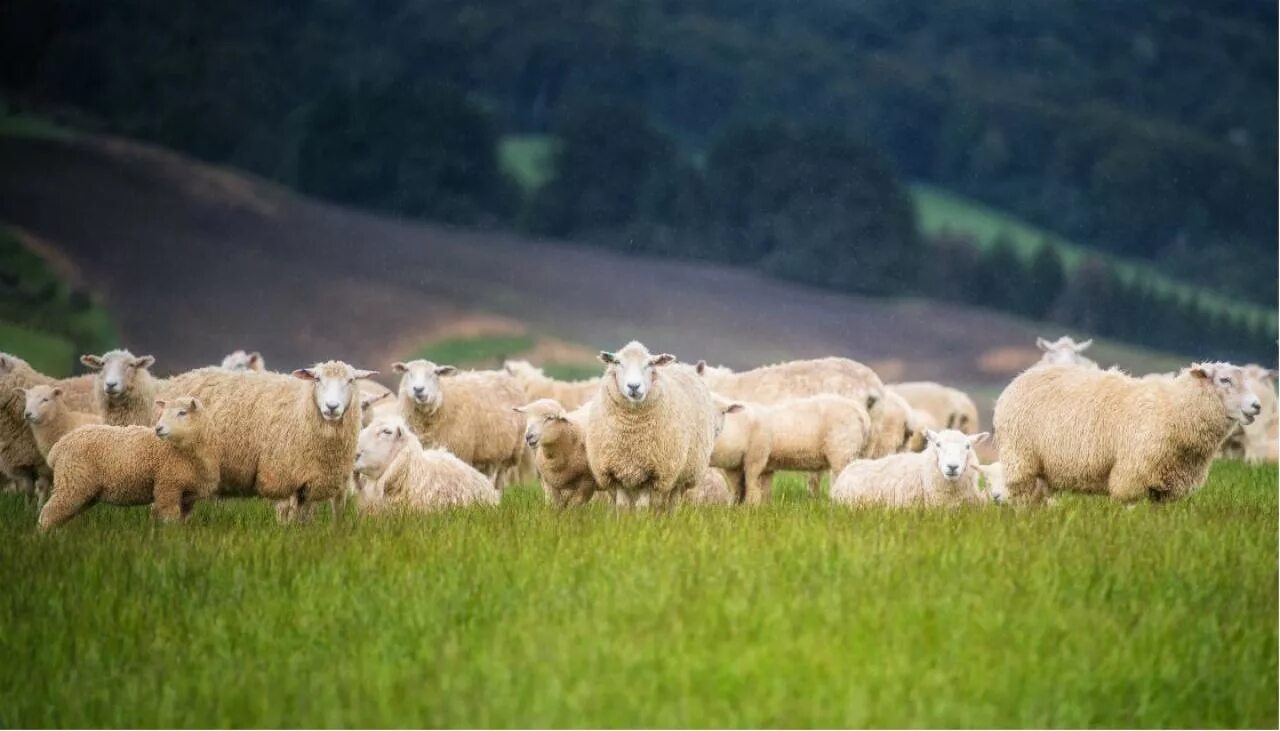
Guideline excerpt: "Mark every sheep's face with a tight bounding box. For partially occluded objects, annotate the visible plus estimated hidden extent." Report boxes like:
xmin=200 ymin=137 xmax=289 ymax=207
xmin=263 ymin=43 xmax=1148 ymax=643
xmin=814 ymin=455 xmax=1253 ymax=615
xmin=293 ymin=361 xmax=377 ymax=422
xmin=980 ymin=463 xmax=1007 ymax=504
xmin=1036 ymin=336 xmax=1095 ymax=367
xmin=393 ymin=360 xmax=455 ymax=410
xmin=82 ymin=349 xmax=155 ymax=399
xmin=153 ymin=397 xmax=205 ymax=445
xmin=599 ymin=341 xmax=675 ymax=405
xmin=20 ymin=385 xmax=62 ymax=425
xmin=221 ymin=350 xmax=264 ymax=372
xmin=355 ymin=418 xmax=408 ymax=477
xmin=513 ymin=399 xmax=569 ymax=449
xmin=926 ymin=429 xmax=988 ymax=481
xmin=1190 ymin=362 xmax=1263 ymax=425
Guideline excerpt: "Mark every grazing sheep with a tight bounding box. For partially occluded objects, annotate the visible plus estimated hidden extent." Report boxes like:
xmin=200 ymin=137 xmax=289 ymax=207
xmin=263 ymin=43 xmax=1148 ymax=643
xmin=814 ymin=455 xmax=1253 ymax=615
xmin=354 ymin=416 xmax=498 ymax=514
xmin=889 ymin=381 xmax=982 ymax=434
xmin=0 ymin=353 xmax=95 ymax=498
xmin=683 ymin=468 xmax=734 ymax=506
xmin=514 ymin=398 xmax=599 ymax=507
xmin=977 ymin=462 xmax=1007 ymax=504
xmin=1035 ymin=336 xmax=1098 ymax=369
xmin=831 ymin=429 xmax=989 ymax=507
xmin=994 ymin=362 xmax=1261 ymax=504
xmin=20 ymin=384 xmax=101 ymax=460
xmin=81 ymin=349 xmax=161 ymax=426
xmin=38 ymin=397 xmax=218 ymax=529
xmin=393 ymin=360 xmax=526 ymax=490
xmin=220 ymin=350 xmax=265 ymax=372
xmin=586 ymin=342 xmax=718 ymax=508
xmin=1220 ymin=365 xmax=1278 ymax=464
xmin=158 ymin=361 xmax=375 ymax=519
xmin=865 ymin=390 xmax=919 ymax=458
xmin=504 ymin=360 xmax=599 ymax=410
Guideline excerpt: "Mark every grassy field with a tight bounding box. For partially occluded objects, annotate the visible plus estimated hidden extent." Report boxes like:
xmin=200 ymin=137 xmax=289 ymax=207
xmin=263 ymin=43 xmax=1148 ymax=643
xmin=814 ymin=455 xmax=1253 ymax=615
xmin=1 ymin=462 xmax=1274 ymax=728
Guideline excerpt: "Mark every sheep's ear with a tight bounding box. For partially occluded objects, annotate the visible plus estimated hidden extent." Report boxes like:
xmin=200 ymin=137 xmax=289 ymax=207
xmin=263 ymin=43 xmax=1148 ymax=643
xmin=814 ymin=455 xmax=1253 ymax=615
xmin=598 ymin=351 xmax=618 ymax=365
xmin=13 ymin=387 xmax=26 ymax=397
xmin=512 ymin=405 xmax=527 ymax=414
xmin=695 ymin=360 xmax=707 ymax=375
xmin=292 ymin=368 xmax=318 ymax=381
xmin=362 ymin=392 xmax=389 ymax=409
xmin=924 ymin=429 xmax=939 ymax=445
xmin=248 ymin=352 xmax=263 ymax=367
xmin=649 ymin=353 xmax=677 ymax=367
xmin=866 ymin=392 xmax=880 ymax=410
xmin=51 ymin=387 xmax=62 ymax=397
xmin=0 ymin=355 xmax=10 ymax=372
xmin=435 ymin=365 xmax=457 ymax=377
xmin=1035 ymin=338 xmax=1051 ymax=351
xmin=504 ymin=362 xmax=517 ymax=375
xmin=1266 ymin=369 xmax=1280 ymax=384
xmin=187 ymin=398 xmax=203 ymax=412
xmin=154 ymin=399 xmax=167 ymax=409
xmin=81 ymin=354 xmax=104 ymax=369
xmin=1188 ymin=364 xmax=1211 ymax=380
xmin=1074 ymin=339 xmax=1093 ymax=352
xmin=133 ymin=355 xmax=156 ymax=369
xmin=724 ymin=402 xmax=745 ymax=415
xmin=393 ymin=424 xmax=403 ymax=438
xmin=969 ymin=432 xmax=990 ymax=446
xmin=351 ymin=368 xmax=378 ymax=379
xmin=392 ymin=362 xmax=408 ymax=374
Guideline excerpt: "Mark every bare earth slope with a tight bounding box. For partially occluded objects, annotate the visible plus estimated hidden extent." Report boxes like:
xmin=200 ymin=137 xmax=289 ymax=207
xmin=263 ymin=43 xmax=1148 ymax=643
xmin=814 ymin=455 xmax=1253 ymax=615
xmin=0 ymin=134 xmax=1184 ymax=395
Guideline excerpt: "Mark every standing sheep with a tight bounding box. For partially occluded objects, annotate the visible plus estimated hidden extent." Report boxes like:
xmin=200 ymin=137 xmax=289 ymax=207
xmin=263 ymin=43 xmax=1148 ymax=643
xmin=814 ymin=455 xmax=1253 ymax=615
xmin=1035 ymin=336 xmax=1098 ymax=369
xmin=831 ymin=429 xmax=989 ymax=507
xmin=393 ymin=360 xmax=526 ymax=490
xmin=696 ymin=357 xmax=884 ymax=412
xmin=889 ymin=381 xmax=982 ymax=434
xmin=20 ymin=385 xmax=101 ymax=460
xmin=354 ymin=416 xmax=498 ymax=515
xmin=0 ymin=353 xmax=96 ymax=498
xmin=586 ymin=342 xmax=718 ymax=508
xmin=220 ymin=350 xmax=266 ymax=372
xmin=514 ymin=398 xmax=599 ymax=507
xmin=158 ymin=361 xmax=375 ymax=519
xmin=865 ymin=390 xmax=920 ymax=459
xmin=81 ymin=349 xmax=161 ymax=426
xmin=38 ymin=397 xmax=218 ymax=529
xmin=994 ymin=362 xmax=1261 ymax=504
xmin=504 ymin=360 xmax=599 ymax=410
xmin=1219 ymin=365 xmax=1278 ymax=464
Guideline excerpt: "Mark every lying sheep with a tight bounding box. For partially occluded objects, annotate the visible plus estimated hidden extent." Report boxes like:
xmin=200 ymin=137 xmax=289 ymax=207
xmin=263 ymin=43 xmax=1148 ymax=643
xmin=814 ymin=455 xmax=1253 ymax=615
xmin=353 ymin=416 xmax=498 ymax=514
xmin=394 ymin=360 xmax=525 ymax=490
xmin=1220 ymin=365 xmax=1278 ymax=464
xmin=889 ymin=381 xmax=981 ymax=434
xmin=81 ymin=349 xmax=161 ymax=426
xmin=38 ymin=397 xmax=218 ymax=529
xmin=158 ymin=361 xmax=375 ymax=519
xmin=504 ymin=360 xmax=599 ymax=410
xmin=0 ymin=353 xmax=96 ymax=498
xmin=831 ymin=429 xmax=989 ymax=507
xmin=1035 ymin=336 xmax=1098 ymax=369
xmin=20 ymin=384 xmax=101 ymax=460
xmin=683 ymin=468 xmax=734 ymax=506
xmin=514 ymin=398 xmax=599 ymax=507
xmin=587 ymin=342 xmax=717 ymax=508
xmin=220 ymin=350 xmax=265 ymax=372
xmin=994 ymin=362 xmax=1261 ymax=504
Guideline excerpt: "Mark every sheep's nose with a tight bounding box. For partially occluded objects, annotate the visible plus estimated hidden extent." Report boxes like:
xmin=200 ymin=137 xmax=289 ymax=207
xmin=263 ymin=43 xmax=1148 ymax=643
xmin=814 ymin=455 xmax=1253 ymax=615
xmin=412 ymin=385 xmax=425 ymax=395
xmin=944 ymin=464 xmax=960 ymax=476
xmin=325 ymin=400 xmax=341 ymax=412
xmin=154 ymin=426 xmax=166 ymax=437
xmin=626 ymin=382 xmax=642 ymax=395
xmin=23 ymin=411 xmax=34 ymax=421
xmin=1249 ymin=400 xmax=1262 ymax=415
xmin=104 ymin=381 xmax=120 ymax=392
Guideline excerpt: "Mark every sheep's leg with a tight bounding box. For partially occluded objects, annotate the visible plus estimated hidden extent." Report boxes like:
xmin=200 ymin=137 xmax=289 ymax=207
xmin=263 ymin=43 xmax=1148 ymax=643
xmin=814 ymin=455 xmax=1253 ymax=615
xmin=633 ymin=487 xmax=653 ymax=509
xmin=722 ymin=469 xmax=745 ymax=504
xmin=38 ymin=484 xmax=94 ymax=530
xmin=34 ymin=470 xmax=53 ymax=510
xmin=274 ymin=494 xmax=300 ymax=524
xmin=152 ymin=482 xmax=186 ymax=523
xmin=806 ymin=471 xmax=826 ymax=498
xmin=180 ymin=492 xmax=198 ymax=522
xmin=1000 ymin=455 xmax=1046 ymax=507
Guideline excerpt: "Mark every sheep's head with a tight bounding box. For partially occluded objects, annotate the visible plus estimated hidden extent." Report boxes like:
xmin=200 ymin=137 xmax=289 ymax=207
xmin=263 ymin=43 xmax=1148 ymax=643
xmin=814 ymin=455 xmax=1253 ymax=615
xmin=221 ymin=350 xmax=264 ymax=372
xmin=503 ymin=360 xmax=541 ymax=381
xmin=0 ymin=353 xmax=25 ymax=376
xmin=355 ymin=417 xmax=411 ymax=478
xmin=1187 ymin=362 xmax=1262 ymax=425
xmin=926 ymin=429 xmax=988 ymax=482
xmin=710 ymin=395 xmax=744 ymax=439
xmin=19 ymin=385 xmax=62 ymax=425
xmin=1035 ymin=336 xmax=1096 ymax=367
xmin=292 ymin=361 xmax=377 ymax=422
xmin=81 ymin=349 xmax=155 ymax=399
xmin=393 ymin=359 xmax=455 ymax=411
xmin=359 ymin=390 xmax=392 ymax=427
xmin=694 ymin=360 xmax=734 ymax=381
xmin=153 ymin=397 xmax=206 ymax=446
xmin=599 ymin=341 xmax=675 ymax=405
xmin=513 ymin=398 xmax=569 ymax=449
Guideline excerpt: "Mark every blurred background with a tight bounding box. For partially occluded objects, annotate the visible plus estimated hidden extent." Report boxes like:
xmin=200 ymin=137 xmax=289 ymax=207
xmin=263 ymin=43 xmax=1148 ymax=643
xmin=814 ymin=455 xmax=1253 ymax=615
xmin=0 ymin=0 xmax=1274 ymax=411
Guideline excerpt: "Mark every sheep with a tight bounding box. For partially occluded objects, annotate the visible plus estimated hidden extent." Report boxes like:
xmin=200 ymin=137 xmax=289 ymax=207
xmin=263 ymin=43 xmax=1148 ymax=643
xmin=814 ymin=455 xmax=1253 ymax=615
xmin=993 ymin=362 xmax=1262 ymax=504
xmin=393 ymin=360 xmax=526 ymax=490
xmin=977 ymin=462 xmax=1007 ymax=504
xmin=353 ymin=416 xmax=498 ymax=514
xmin=695 ymin=357 xmax=884 ymax=412
xmin=1035 ymin=336 xmax=1098 ymax=369
xmin=865 ymin=389 xmax=920 ymax=459
xmin=683 ymin=468 xmax=734 ymax=506
xmin=514 ymin=398 xmax=600 ymax=507
xmin=831 ymin=429 xmax=989 ymax=507
xmin=586 ymin=341 xmax=718 ymax=508
xmin=157 ymin=361 xmax=375 ymax=519
xmin=220 ymin=350 xmax=265 ymax=372
xmin=19 ymin=384 xmax=102 ymax=461
xmin=81 ymin=349 xmax=161 ymax=426
xmin=0 ymin=353 xmax=96 ymax=498
xmin=504 ymin=359 xmax=599 ymax=410
xmin=357 ymin=380 xmax=397 ymax=427
xmin=38 ymin=397 xmax=218 ymax=529
xmin=889 ymin=381 xmax=981 ymax=434
xmin=1220 ymin=365 xmax=1278 ymax=464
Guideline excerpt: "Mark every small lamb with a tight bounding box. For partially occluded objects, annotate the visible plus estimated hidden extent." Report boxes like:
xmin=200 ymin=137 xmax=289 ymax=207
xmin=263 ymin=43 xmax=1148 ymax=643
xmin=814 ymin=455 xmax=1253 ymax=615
xmin=831 ymin=429 xmax=989 ymax=507
xmin=354 ymin=416 xmax=499 ymax=514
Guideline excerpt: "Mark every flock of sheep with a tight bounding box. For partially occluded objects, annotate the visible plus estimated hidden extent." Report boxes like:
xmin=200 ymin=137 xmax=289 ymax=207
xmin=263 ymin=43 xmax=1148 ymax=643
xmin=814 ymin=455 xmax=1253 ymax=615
xmin=0 ymin=333 xmax=1275 ymax=528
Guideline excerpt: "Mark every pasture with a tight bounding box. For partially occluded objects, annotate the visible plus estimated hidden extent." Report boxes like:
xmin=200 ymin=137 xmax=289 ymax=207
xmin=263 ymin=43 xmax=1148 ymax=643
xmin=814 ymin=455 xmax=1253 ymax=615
xmin=2 ymin=463 xmax=1275 ymax=728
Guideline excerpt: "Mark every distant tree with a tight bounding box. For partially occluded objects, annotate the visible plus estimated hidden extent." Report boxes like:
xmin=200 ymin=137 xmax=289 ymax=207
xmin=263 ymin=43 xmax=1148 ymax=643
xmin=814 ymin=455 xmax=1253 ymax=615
xmin=972 ymin=232 xmax=1026 ymax=313
xmin=1024 ymin=241 xmax=1067 ymax=319
xmin=1052 ymin=256 xmax=1117 ymax=333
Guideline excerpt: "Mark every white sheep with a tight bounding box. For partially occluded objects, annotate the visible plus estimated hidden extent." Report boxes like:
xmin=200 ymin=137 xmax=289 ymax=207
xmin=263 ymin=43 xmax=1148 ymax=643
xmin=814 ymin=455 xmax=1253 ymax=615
xmin=1219 ymin=365 xmax=1278 ymax=464
xmin=586 ymin=342 xmax=718 ymax=508
xmin=81 ymin=349 xmax=161 ymax=426
xmin=20 ymin=384 xmax=102 ymax=460
xmin=831 ymin=429 xmax=989 ymax=507
xmin=514 ymin=398 xmax=600 ymax=507
xmin=1035 ymin=336 xmax=1098 ymax=369
xmin=504 ymin=359 xmax=599 ymax=410
xmin=994 ymin=362 xmax=1261 ymax=504
xmin=0 ymin=353 xmax=96 ymax=499
xmin=354 ymin=416 xmax=498 ymax=514
xmin=682 ymin=468 xmax=734 ymax=506
xmin=889 ymin=381 xmax=981 ymax=434
xmin=220 ymin=350 xmax=265 ymax=372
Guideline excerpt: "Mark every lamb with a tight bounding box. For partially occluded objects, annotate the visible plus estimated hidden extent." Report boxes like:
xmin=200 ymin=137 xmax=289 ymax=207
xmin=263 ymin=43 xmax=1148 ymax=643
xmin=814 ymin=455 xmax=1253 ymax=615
xmin=831 ymin=429 xmax=989 ymax=507
xmin=514 ymin=398 xmax=599 ymax=507
xmin=81 ymin=349 xmax=161 ymax=426
xmin=38 ymin=397 xmax=218 ymax=529
xmin=504 ymin=360 xmax=599 ymax=410
xmin=19 ymin=384 xmax=102 ymax=460
xmin=1219 ymin=365 xmax=1278 ymax=464
xmin=157 ymin=361 xmax=375 ymax=519
xmin=682 ymin=468 xmax=734 ymax=506
xmin=0 ymin=353 xmax=96 ymax=498
xmin=220 ymin=350 xmax=265 ymax=372
xmin=393 ymin=360 xmax=526 ymax=490
xmin=586 ymin=341 xmax=718 ymax=508
xmin=993 ymin=362 xmax=1262 ymax=504
xmin=353 ymin=416 xmax=498 ymax=515
xmin=1035 ymin=336 xmax=1098 ymax=369
xmin=889 ymin=381 xmax=981 ymax=434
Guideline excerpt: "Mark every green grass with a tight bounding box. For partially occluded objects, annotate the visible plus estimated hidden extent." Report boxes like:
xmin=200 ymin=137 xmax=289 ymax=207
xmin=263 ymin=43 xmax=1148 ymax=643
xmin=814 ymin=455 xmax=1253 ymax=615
xmin=0 ymin=320 xmax=76 ymax=376
xmin=1 ymin=462 xmax=1274 ymax=727
xmin=498 ymin=135 xmax=557 ymax=195
xmin=410 ymin=333 xmax=538 ymax=368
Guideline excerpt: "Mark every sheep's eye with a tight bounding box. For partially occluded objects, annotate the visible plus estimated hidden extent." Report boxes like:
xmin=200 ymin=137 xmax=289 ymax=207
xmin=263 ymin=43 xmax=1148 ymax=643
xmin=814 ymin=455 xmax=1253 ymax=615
xmin=381 ymin=429 xmax=393 ymax=436
xmin=1219 ymin=377 xmax=1231 ymax=385
xmin=177 ymin=410 xmax=187 ymax=417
